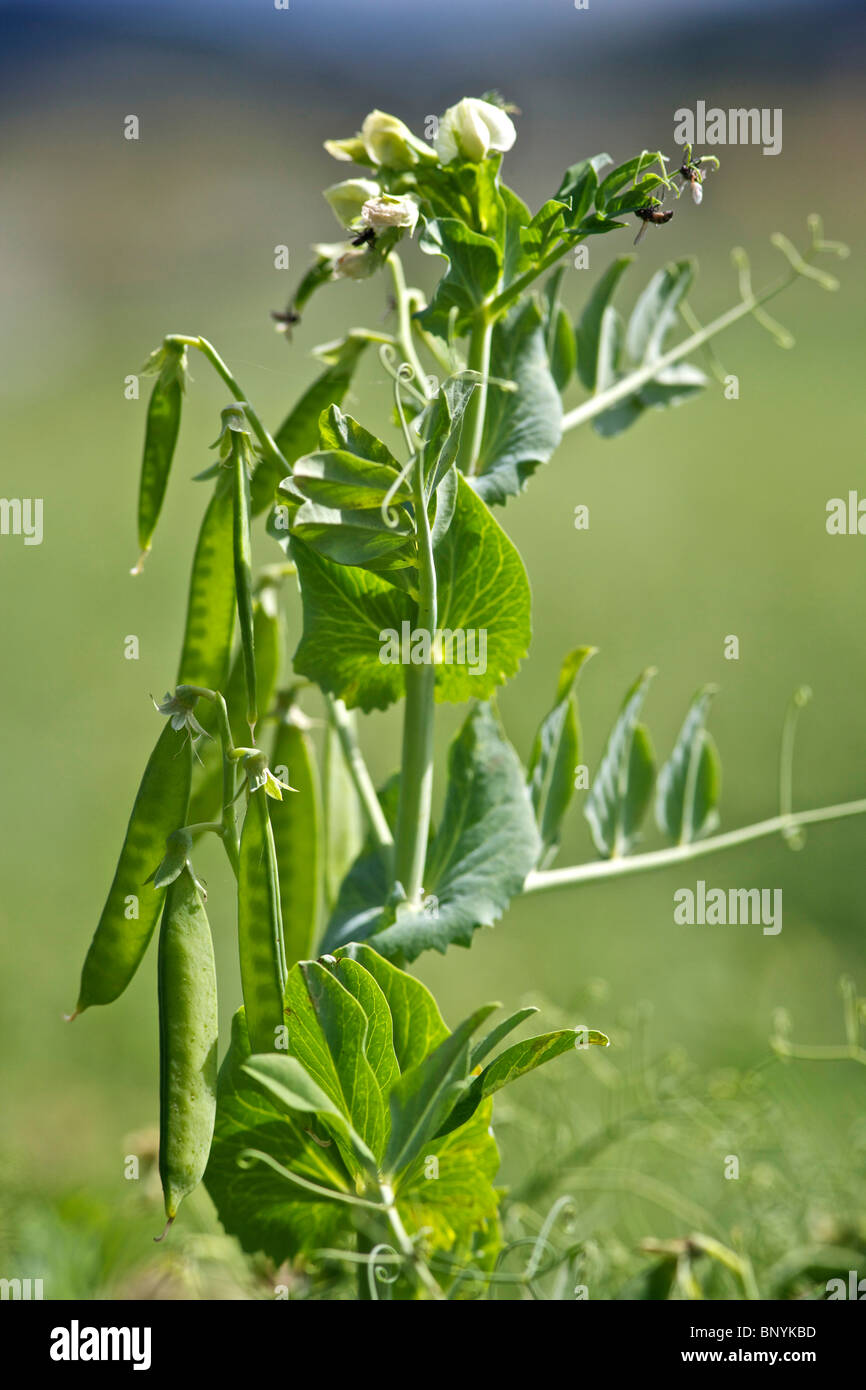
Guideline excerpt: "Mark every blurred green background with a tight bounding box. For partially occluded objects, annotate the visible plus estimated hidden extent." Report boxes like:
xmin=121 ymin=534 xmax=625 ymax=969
xmin=1 ymin=0 xmax=864 ymax=1297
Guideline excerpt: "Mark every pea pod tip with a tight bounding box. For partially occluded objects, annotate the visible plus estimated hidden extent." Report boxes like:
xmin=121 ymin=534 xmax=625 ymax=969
xmin=153 ymin=1215 xmax=175 ymax=1243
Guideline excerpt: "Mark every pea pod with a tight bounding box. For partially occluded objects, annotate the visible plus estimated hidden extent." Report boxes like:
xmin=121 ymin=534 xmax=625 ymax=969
xmin=238 ymin=785 xmax=286 ymax=1053
xmin=231 ymin=429 xmax=257 ymax=731
xmin=73 ymin=722 xmax=193 ymax=1013
xmin=188 ymin=599 xmax=281 ymax=827
xmin=270 ymin=707 xmax=321 ymax=969
xmin=176 ymin=482 xmax=236 ymax=692
xmin=323 ymin=709 xmax=363 ymax=912
xmin=157 ymin=866 xmax=218 ymax=1232
xmin=134 ymin=344 xmax=186 ymax=571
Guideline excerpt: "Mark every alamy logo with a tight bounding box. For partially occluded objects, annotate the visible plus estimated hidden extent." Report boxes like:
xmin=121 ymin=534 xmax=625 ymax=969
xmin=379 ymin=621 xmax=487 ymax=675
xmin=0 ymin=1277 xmax=43 ymax=1299
xmin=49 ymin=1320 xmax=152 ymax=1371
xmin=826 ymin=1270 xmax=866 ymax=1299
xmin=0 ymin=498 xmax=43 ymax=545
xmin=674 ymin=880 xmax=782 ymax=935
xmin=674 ymin=102 xmax=782 ymax=156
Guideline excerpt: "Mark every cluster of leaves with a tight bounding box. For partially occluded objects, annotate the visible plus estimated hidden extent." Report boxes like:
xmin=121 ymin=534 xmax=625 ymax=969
xmin=204 ymin=944 xmax=606 ymax=1292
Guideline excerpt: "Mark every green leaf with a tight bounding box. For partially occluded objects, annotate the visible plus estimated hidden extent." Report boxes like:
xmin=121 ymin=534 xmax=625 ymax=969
xmin=250 ymin=336 xmax=368 ymax=514
xmin=593 ymin=261 xmax=708 ymax=437
xmin=291 ymin=499 xmax=415 ymax=570
xmin=585 ymin=668 xmax=657 ymax=858
xmin=656 ymin=684 xmax=722 ymax=844
xmin=500 ymin=184 xmax=535 ymax=283
xmin=291 ymin=473 xmax=530 ymax=711
xmin=473 ymin=300 xmax=563 ymax=506
xmin=528 ymin=645 xmax=596 ymax=868
xmin=596 ymin=153 xmax=665 ymax=212
xmin=437 ymin=1025 xmax=609 ymax=1138
xmin=575 ymin=256 xmax=633 ymax=391
xmin=470 ymin=1006 xmax=539 ymax=1069
xmin=554 ymin=154 xmax=610 ymax=226
xmin=284 ymin=959 xmax=389 ymax=1168
xmin=292 ymin=448 xmax=411 ymax=511
xmin=520 ymin=199 xmax=567 ymax=260
xmin=415 ymin=377 xmax=476 ymax=494
xmin=242 ymin=1053 xmax=378 ymax=1179
xmin=325 ymin=702 xmax=541 ymax=960
xmin=416 ymin=218 xmax=502 ymax=338
xmin=395 ymin=1101 xmax=500 ymax=1258
xmin=335 ymin=943 xmax=449 ymax=1071
xmin=204 ymin=1010 xmax=355 ymax=1262
xmin=383 ymin=1003 xmax=499 ymax=1177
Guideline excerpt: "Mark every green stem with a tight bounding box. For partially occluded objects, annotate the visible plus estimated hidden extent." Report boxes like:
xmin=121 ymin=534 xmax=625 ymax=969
xmin=522 ymin=798 xmax=866 ymax=896
xmin=379 ymin=1181 xmax=445 ymax=1301
xmin=165 ymin=334 xmax=290 ymax=480
xmin=387 ymin=255 xmax=432 ymax=398
xmin=393 ymin=451 xmax=437 ymax=905
xmin=458 ymin=309 xmax=494 ymax=476
xmin=326 ymin=694 xmax=394 ymax=862
xmin=560 ymin=269 xmax=798 ymax=434
xmin=215 ymin=693 xmax=240 ymax=875
xmin=487 ymin=237 xmax=577 ymax=319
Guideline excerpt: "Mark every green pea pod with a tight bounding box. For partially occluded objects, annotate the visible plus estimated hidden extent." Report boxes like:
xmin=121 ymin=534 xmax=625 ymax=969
xmin=176 ymin=482 xmax=236 ymax=692
xmin=231 ymin=435 xmax=257 ymax=730
xmin=157 ymin=866 xmax=218 ymax=1232
xmin=270 ymin=709 xmax=321 ymax=969
xmin=73 ymin=722 xmax=193 ymax=1014
xmin=238 ymin=787 xmax=286 ymax=1053
xmin=134 ymin=345 xmax=186 ymax=570
xmin=323 ymin=711 xmax=363 ymax=913
xmin=188 ymin=599 xmax=281 ymax=827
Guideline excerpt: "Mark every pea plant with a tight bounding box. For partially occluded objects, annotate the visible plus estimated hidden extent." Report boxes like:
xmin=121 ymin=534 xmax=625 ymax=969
xmin=70 ymin=97 xmax=859 ymax=1299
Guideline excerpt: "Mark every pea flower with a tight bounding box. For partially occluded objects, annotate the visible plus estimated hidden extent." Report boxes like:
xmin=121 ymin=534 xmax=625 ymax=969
xmin=323 ymin=178 xmax=382 ymax=229
xmin=435 ymin=97 xmax=517 ymax=164
xmin=360 ymin=110 xmax=435 ymax=168
xmin=361 ymin=193 xmax=420 ymax=237
xmin=154 ymin=691 xmax=209 ymax=741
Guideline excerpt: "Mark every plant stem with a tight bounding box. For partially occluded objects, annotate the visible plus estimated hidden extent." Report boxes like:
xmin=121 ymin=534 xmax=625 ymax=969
xmin=326 ymin=694 xmax=394 ymax=863
xmin=215 ymin=693 xmax=240 ymax=875
xmin=522 ymin=798 xmax=866 ymax=896
xmin=560 ymin=270 xmax=798 ymax=434
xmin=165 ymin=334 xmax=290 ymax=480
xmin=393 ymin=451 xmax=437 ymax=905
xmin=459 ymin=309 xmax=494 ymax=475
xmin=379 ymin=1182 xmax=445 ymax=1300
xmin=387 ymin=254 xmax=432 ymax=397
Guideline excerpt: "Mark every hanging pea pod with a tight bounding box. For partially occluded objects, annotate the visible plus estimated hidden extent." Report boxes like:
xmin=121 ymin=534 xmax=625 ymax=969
xmin=72 ymin=720 xmax=193 ymax=1014
xmin=237 ymin=759 xmax=288 ymax=1054
xmin=213 ymin=406 xmax=259 ymax=733
xmin=270 ymin=699 xmax=322 ymax=969
xmin=156 ymin=865 xmax=218 ymax=1236
xmin=133 ymin=342 xmax=188 ymax=574
xmin=176 ymin=481 xmax=236 ymax=693
xmin=322 ymin=706 xmax=364 ymax=913
xmin=187 ymin=595 xmax=282 ymax=828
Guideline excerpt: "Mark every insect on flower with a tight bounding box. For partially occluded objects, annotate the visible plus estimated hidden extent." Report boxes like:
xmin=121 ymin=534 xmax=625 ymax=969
xmin=350 ymin=226 xmax=377 ymax=248
xmin=671 ymin=143 xmax=720 ymax=206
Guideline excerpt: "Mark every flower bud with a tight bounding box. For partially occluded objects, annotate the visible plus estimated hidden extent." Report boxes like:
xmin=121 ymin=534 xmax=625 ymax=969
xmin=323 ymin=178 xmax=381 ymax=229
xmin=323 ymin=135 xmax=370 ymax=164
xmin=435 ymin=97 xmax=517 ymax=165
xmin=360 ymin=110 xmax=435 ymax=169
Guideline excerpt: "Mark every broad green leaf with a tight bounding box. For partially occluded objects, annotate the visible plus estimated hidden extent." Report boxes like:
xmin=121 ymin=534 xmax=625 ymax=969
xmin=242 ymin=1053 xmax=378 ymax=1179
xmin=437 ymin=1026 xmax=609 ymax=1138
xmin=415 ymin=377 xmax=476 ymax=494
xmin=528 ymin=645 xmax=596 ymax=867
xmin=585 ymin=668 xmax=657 ymax=857
xmin=473 ymin=300 xmax=563 ymax=506
xmin=543 ymin=267 xmax=577 ymax=392
xmin=416 ymin=218 xmax=502 ymax=338
xmin=291 ymin=499 xmax=415 ymax=570
xmin=656 ymin=684 xmax=721 ymax=844
xmin=335 ymin=943 xmax=449 ymax=1071
xmin=250 ymin=336 xmax=368 ymax=514
xmin=604 ymin=176 xmax=668 ymax=218
xmin=575 ymin=256 xmax=633 ymax=390
xmin=501 ymin=184 xmax=534 ymax=283
xmin=327 ymin=702 xmax=541 ymax=960
xmin=292 ymin=448 xmax=411 ymax=511
xmin=383 ymin=1003 xmax=499 ymax=1178
xmin=319 ymin=956 xmax=400 ymax=1097
xmin=291 ymin=473 xmax=529 ymax=711
xmin=317 ymin=403 xmax=402 ymax=464
xmin=395 ymin=1100 xmax=500 ymax=1256
xmin=204 ymin=1009 xmax=354 ymax=1262
xmin=520 ymin=198 xmax=567 ymax=260
xmin=285 ymin=959 xmax=389 ymax=1166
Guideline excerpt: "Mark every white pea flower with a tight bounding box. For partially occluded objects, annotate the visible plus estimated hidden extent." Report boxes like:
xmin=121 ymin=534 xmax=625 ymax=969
xmin=360 ymin=110 xmax=435 ymax=169
xmin=435 ymin=97 xmax=517 ymax=164
xmin=360 ymin=193 xmax=420 ymax=237
xmin=323 ymin=178 xmax=382 ymax=229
